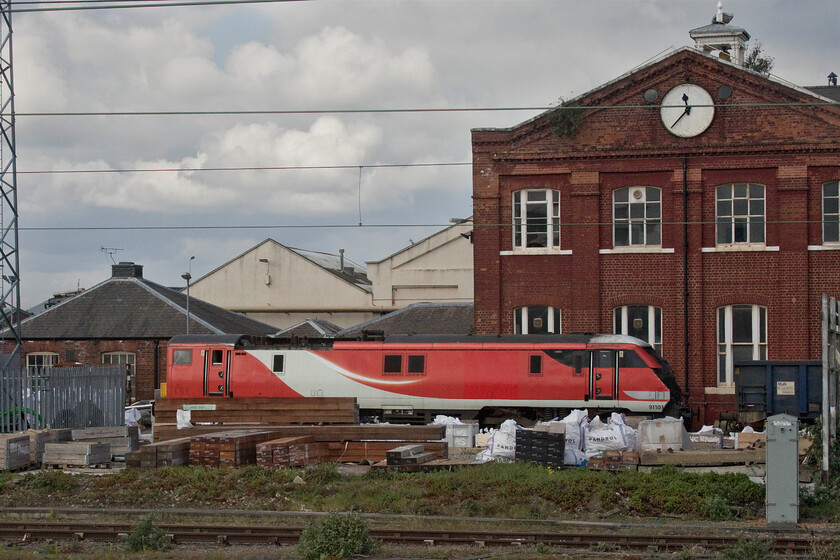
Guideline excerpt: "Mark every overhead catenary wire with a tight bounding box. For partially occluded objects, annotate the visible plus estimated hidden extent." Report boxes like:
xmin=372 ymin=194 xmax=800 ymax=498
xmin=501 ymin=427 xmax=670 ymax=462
xmin=17 ymin=219 xmax=834 ymax=232
xmin=10 ymin=0 xmax=308 ymax=14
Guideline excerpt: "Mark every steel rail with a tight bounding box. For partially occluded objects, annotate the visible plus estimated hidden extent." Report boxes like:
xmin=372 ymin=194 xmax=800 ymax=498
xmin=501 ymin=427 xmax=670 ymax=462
xmin=0 ymin=519 xmax=830 ymax=553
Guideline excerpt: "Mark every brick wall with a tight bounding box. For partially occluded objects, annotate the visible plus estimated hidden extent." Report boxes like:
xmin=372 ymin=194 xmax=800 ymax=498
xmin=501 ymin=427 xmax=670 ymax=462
xmin=471 ymin=49 xmax=840 ymax=428
xmin=15 ymin=339 xmax=169 ymax=402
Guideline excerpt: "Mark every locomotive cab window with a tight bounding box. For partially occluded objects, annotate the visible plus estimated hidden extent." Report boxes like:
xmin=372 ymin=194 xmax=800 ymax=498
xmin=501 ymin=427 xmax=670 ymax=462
xmin=407 ymin=355 xmax=425 ymax=375
xmin=211 ymin=350 xmax=223 ymax=366
xmin=383 ymin=354 xmax=402 ymax=374
xmin=172 ymin=350 xmax=191 ymax=365
xmin=272 ymin=354 xmax=285 ymax=374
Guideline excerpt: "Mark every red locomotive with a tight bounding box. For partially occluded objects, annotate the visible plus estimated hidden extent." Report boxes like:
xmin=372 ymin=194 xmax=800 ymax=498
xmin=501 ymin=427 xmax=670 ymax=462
xmin=165 ymin=334 xmax=682 ymax=425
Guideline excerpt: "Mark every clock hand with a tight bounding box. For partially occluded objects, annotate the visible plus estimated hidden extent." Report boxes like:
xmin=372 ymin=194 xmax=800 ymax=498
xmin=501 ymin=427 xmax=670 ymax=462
xmin=671 ymin=93 xmax=693 ymax=128
xmin=671 ymin=108 xmax=688 ymax=128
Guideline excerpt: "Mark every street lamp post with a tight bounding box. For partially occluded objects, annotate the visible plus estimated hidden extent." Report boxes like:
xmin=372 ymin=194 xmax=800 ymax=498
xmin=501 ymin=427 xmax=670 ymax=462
xmin=181 ymin=271 xmax=191 ymax=334
xmin=182 ymin=256 xmax=195 ymax=334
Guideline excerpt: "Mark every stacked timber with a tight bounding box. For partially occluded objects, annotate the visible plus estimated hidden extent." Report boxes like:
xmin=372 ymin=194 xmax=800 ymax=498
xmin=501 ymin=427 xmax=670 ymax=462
xmin=125 ymin=424 xmax=448 ymax=469
xmin=638 ymin=448 xmax=765 ymax=467
xmin=72 ymin=425 xmax=140 ymax=459
xmin=153 ymin=397 xmax=360 ymax=441
xmin=372 ymin=440 xmax=467 ymax=473
xmin=27 ymin=429 xmax=72 ymax=466
xmin=188 ymin=430 xmax=284 ymax=468
xmin=42 ymin=442 xmax=110 ymax=468
xmin=256 ymin=436 xmax=330 ymax=468
xmin=0 ymin=434 xmax=31 ymax=471
xmin=587 ymin=450 xmax=640 ymax=471
xmin=125 ymin=437 xmax=192 ymax=468
xmin=329 ymin=440 xmax=448 ymax=463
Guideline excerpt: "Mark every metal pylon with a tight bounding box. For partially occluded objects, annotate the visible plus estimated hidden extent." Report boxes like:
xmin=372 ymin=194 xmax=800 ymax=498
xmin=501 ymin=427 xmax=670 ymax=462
xmin=0 ymin=0 xmax=22 ymax=372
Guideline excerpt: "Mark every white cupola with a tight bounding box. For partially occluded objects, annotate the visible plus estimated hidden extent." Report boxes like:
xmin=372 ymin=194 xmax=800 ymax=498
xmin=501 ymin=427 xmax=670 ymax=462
xmin=689 ymin=1 xmax=750 ymax=66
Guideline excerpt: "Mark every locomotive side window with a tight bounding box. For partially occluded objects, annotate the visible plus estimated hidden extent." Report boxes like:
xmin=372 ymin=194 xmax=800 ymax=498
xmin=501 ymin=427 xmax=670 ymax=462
xmin=383 ymin=354 xmax=402 ymax=374
xmin=172 ymin=350 xmax=191 ymax=365
xmin=545 ymin=349 xmax=587 ymax=376
xmin=407 ymin=355 xmax=425 ymax=375
xmin=272 ymin=354 xmax=285 ymax=374
xmin=529 ymin=355 xmax=542 ymax=376
xmin=617 ymin=350 xmax=646 ymax=368
xmin=211 ymin=350 xmax=223 ymax=366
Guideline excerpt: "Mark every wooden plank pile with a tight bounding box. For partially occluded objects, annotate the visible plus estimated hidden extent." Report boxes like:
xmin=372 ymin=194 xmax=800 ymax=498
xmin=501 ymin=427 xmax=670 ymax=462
xmin=72 ymin=425 xmax=140 ymax=460
xmin=188 ymin=430 xmax=285 ymax=468
xmin=125 ymin=437 xmax=192 ymax=468
xmin=329 ymin=440 xmax=448 ymax=463
xmin=588 ymin=450 xmax=640 ymax=471
xmin=639 ymin=448 xmax=765 ymax=467
xmin=27 ymin=429 xmax=72 ymax=466
xmin=0 ymin=434 xmax=31 ymax=471
xmin=43 ymin=442 xmax=110 ymax=469
xmin=256 ymin=436 xmax=330 ymax=468
xmin=153 ymin=397 xmax=360 ymax=441
xmin=371 ymin=442 xmax=464 ymax=473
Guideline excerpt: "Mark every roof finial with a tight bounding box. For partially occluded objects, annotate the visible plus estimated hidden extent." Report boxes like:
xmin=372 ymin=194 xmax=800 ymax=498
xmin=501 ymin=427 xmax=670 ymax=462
xmin=715 ymin=1 xmax=724 ymax=23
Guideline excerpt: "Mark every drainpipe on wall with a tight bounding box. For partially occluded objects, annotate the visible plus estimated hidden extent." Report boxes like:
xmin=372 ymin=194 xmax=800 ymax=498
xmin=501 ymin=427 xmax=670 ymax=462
xmin=683 ymin=156 xmax=691 ymax=404
xmin=154 ymin=339 xmax=160 ymax=393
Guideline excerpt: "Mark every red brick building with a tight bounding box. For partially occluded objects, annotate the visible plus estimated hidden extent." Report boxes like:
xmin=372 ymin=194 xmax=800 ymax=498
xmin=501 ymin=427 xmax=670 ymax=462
xmin=12 ymin=263 xmax=277 ymax=402
xmin=471 ymin=23 xmax=840 ymax=426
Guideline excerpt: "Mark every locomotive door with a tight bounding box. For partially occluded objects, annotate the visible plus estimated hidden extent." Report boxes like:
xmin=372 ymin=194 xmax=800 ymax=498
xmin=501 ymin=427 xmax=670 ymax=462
xmin=205 ymin=347 xmax=231 ymax=397
xmin=591 ymin=349 xmax=616 ymax=400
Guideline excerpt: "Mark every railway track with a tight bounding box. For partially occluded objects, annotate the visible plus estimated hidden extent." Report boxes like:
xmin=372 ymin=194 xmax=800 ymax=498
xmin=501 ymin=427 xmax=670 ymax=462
xmin=0 ymin=518 xmax=834 ymax=554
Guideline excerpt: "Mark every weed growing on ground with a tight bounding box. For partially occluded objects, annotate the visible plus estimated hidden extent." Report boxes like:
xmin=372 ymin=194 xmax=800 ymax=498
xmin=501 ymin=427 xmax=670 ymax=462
xmin=720 ymin=536 xmax=771 ymax=560
xmin=26 ymin=469 xmax=77 ymax=494
xmin=297 ymin=509 xmax=377 ymax=560
xmin=125 ymin=513 xmax=171 ymax=553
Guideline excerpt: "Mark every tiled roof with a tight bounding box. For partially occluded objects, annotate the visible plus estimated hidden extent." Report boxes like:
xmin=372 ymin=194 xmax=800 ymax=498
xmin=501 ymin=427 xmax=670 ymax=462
xmin=274 ymin=318 xmax=344 ymax=339
xmin=335 ymin=302 xmax=474 ymax=339
xmin=18 ymin=275 xmax=277 ymax=339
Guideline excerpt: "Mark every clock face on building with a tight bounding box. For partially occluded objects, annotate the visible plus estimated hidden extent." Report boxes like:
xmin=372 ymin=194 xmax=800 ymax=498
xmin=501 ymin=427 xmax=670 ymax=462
xmin=659 ymin=83 xmax=715 ymax=138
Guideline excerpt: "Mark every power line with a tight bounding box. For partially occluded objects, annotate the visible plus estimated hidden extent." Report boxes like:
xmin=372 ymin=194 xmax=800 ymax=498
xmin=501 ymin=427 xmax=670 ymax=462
xmin=11 ymin=0 xmax=307 ymax=14
xmin=14 ymin=101 xmax=839 ymax=118
xmin=17 ymin=162 xmax=472 ymax=175
xmin=17 ymin=219 xmax=834 ymax=232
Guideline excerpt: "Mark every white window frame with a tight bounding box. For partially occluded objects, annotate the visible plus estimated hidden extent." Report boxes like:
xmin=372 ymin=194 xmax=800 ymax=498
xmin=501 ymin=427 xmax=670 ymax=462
xmin=823 ymin=180 xmax=840 ymax=245
xmin=513 ymin=189 xmax=561 ymax=250
xmin=715 ymin=183 xmax=766 ymax=247
xmin=717 ymin=304 xmax=767 ymax=386
xmin=614 ymin=305 xmax=662 ymax=355
xmin=102 ymin=351 xmax=137 ymax=402
xmin=514 ymin=306 xmax=561 ymax=334
xmin=613 ymin=187 xmax=662 ymax=248
xmin=26 ymin=352 xmax=58 ymax=373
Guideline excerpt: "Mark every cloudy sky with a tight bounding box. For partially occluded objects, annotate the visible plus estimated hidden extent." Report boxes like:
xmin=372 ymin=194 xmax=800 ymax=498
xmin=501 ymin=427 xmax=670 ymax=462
xmin=9 ymin=0 xmax=839 ymax=307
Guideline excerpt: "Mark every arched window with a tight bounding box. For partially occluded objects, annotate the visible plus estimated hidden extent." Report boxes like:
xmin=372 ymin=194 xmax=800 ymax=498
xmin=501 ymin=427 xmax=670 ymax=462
xmin=716 ymin=183 xmax=765 ymax=245
xmin=613 ymin=187 xmax=661 ymax=247
xmin=823 ymin=180 xmax=839 ymax=244
xmin=513 ymin=189 xmax=561 ymax=249
xmin=717 ymin=305 xmax=767 ymax=385
xmin=613 ymin=305 xmax=662 ymax=355
xmin=103 ymin=352 xmax=137 ymax=403
xmin=514 ymin=306 xmax=561 ymax=334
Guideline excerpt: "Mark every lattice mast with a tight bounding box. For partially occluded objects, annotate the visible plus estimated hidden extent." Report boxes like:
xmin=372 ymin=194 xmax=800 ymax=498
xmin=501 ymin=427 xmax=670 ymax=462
xmin=0 ymin=0 xmax=22 ymax=369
